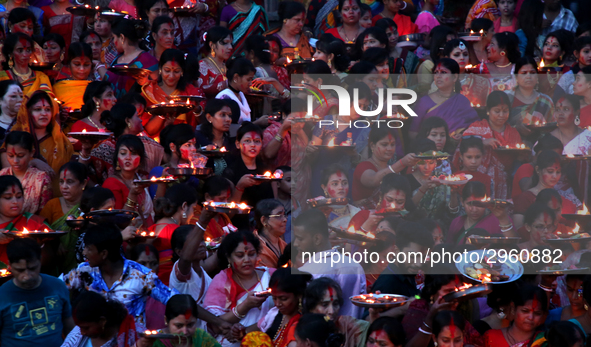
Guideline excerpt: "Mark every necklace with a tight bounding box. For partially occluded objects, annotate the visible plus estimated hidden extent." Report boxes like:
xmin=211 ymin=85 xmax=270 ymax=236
xmin=11 ymin=67 xmax=32 ymax=81
xmin=273 ymin=315 xmax=287 ymax=342
xmin=208 ymin=56 xmax=227 ymax=80
xmin=494 ymin=61 xmax=513 ymax=68
xmin=234 ymin=270 xmax=261 ymax=292
xmin=87 ymin=116 xmax=105 ymax=130
xmin=339 ymin=26 xmax=359 ymax=44
xmin=170 ymin=216 xmax=178 ymax=225
xmin=278 ymin=31 xmax=297 ymax=46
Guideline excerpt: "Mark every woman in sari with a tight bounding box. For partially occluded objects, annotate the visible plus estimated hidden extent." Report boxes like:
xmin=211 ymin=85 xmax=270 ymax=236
xmin=403 ymin=274 xmax=483 ymax=347
xmin=573 ymin=66 xmax=591 ymax=128
xmin=448 ymin=181 xmax=514 ymax=244
xmin=97 ymin=19 xmax=158 ymax=98
xmin=312 ymin=35 xmax=350 ymax=80
xmin=301 ymin=60 xmax=339 ymax=119
xmin=150 ymin=183 xmax=198 ymax=285
xmin=250 ymin=269 xmax=311 ymax=347
xmin=375 ymin=18 xmax=421 ymax=76
xmin=11 ymin=91 xmax=73 ymax=193
xmin=410 ymin=58 xmax=479 ymax=141
xmin=365 ymin=317 xmax=405 ymax=347
xmin=0 ymin=33 xmax=54 ymax=99
xmin=431 ymin=311 xmax=468 ymax=347
xmin=198 ymin=26 xmax=233 ymax=99
xmin=315 ymin=164 xmax=361 ymax=230
xmin=195 ymin=99 xmax=236 ymax=176
xmin=142 ymin=49 xmax=205 ymax=131
xmin=253 ymin=199 xmax=287 ymax=268
xmin=0 ymin=0 xmax=42 ymax=34
xmin=0 ymin=175 xmax=52 ymax=265
xmin=473 ymin=32 xmax=521 ymax=92
xmin=61 ymin=291 xmax=139 ymax=347
xmin=189 ymin=176 xmax=235 ymax=241
xmin=148 ymin=16 xmax=175 ymax=61
xmin=483 ymin=285 xmax=548 ymax=347
xmin=456 ymin=91 xmax=522 ymax=199
xmin=41 ymin=0 xmax=84 ymax=50
xmin=325 ymin=0 xmax=363 ymax=45
xmin=244 ymin=36 xmax=290 ymax=101
xmin=415 ymin=116 xmax=456 ymax=175
xmin=71 ymin=81 xmax=117 ymax=134
xmin=537 ymin=30 xmax=571 ymax=98
xmin=53 ymin=42 xmax=93 ymax=115
xmin=40 ymin=34 xmax=67 ymax=82
xmin=0 ymin=80 xmax=23 ymax=146
xmin=303 ymin=277 xmax=369 ymax=347
xmin=0 ymin=131 xmax=51 ymax=214
xmin=203 ymin=230 xmax=275 ymax=347
xmin=517 ymin=203 xmax=559 ymax=253
xmin=508 ymin=56 xmax=555 ymax=141
xmin=40 ymin=162 xmax=87 ymax=273
xmin=219 ymin=0 xmax=268 ymax=57
xmin=266 ymin=2 xmax=312 ymax=59
xmin=358 ymin=31 xmax=407 ymax=88
xmin=558 ymin=36 xmax=591 ymax=95
xmin=454 ymin=136 xmax=493 ymax=197
xmin=94 ymin=13 xmax=117 ymax=66
xmin=80 ymin=31 xmax=103 ymax=81
xmin=146 ymin=294 xmax=220 ymax=347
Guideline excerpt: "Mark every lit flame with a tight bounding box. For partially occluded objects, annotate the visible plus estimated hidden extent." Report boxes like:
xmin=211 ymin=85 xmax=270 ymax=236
xmin=238 ymin=203 xmax=248 ymax=209
xmin=43 ymin=229 xmax=49 ymax=233
xmin=455 ymin=283 xmax=473 ymax=291
xmin=578 ymin=204 xmax=589 ymax=215
xmin=282 ymin=263 xmax=288 ymax=268
xmin=465 ymin=64 xmax=473 ymax=69
xmin=286 ymin=57 xmax=292 ymax=64
xmin=567 ymin=154 xmax=575 ymax=158
xmin=229 ymin=202 xmax=236 ymax=208
xmin=263 ymin=171 xmax=272 ymax=177
xmin=366 ymin=232 xmax=376 ymax=239
xmin=470 ymin=30 xmax=474 ymax=34
xmin=574 ymin=223 xmax=581 ymax=233
xmin=479 ymin=29 xmax=483 ymax=35
xmin=170 ymin=100 xmax=174 ymax=104
xmin=327 ymin=138 xmax=336 ymax=147
xmin=220 ymin=147 xmax=227 ymax=152
xmin=0 ymin=269 xmax=9 ymax=277
xmin=82 ymin=129 xmax=86 ymax=133
xmin=22 ymin=228 xmax=29 ymax=234
xmin=206 ymin=237 xmax=211 ymax=242
xmin=150 ymin=177 xmax=157 ymax=182
xmin=347 ymin=226 xmax=355 ymax=234
xmin=540 ymin=60 xmax=545 ymax=68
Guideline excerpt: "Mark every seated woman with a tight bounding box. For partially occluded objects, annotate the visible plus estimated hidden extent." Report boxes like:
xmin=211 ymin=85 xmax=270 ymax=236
xmin=351 ymin=126 xmax=417 ymax=209
xmin=96 ymin=19 xmax=158 ymax=98
xmin=517 ymin=203 xmax=558 ymax=250
xmin=303 ymin=277 xmax=369 ymax=347
xmin=454 ymin=136 xmax=493 ymax=197
xmin=254 ymin=199 xmax=287 ymax=268
xmin=223 ymin=122 xmax=274 ymax=221
xmin=0 ymin=80 xmax=23 ymax=146
xmin=472 ymin=32 xmax=520 ymax=92
xmin=41 ymin=0 xmax=85 ymax=50
xmin=102 ymin=134 xmax=155 ymax=226
xmin=40 ymin=162 xmax=87 ymax=272
xmin=144 ymin=294 xmax=221 ymax=347
xmin=405 ymin=139 xmax=453 ymax=220
xmin=315 ymin=164 xmax=361 ymax=229
xmin=538 ymin=31 xmax=571 ymax=98
xmin=266 ymin=1 xmax=312 ymax=60
xmin=546 ymin=274 xmax=585 ymax=326
xmin=402 ymin=273 xmax=483 ymax=346
xmin=365 ymin=317 xmax=405 ymax=347
xmin=410 ymin=58 xmax=479 ymax=140
xmin=0 ymin=131 xmax=51 ymax=214
xmin=41 ymin=33 xmax=67 ymax=82
xmin=472 ymin=283 xmax=516 ymax=335
xmin=93 ymin=12 xmax=117 ymax=66
xmin=219 ymin=0 xmax=268 ymax=57
xmin=244 ymin=36 xmax=290 ymax=100
xmin=301 ymin=60 xmax=339 ymax=119
xmin=483 ymin=285 xmax=547 ymax=346
xmin=203 ymin=230 xmax=275 ymax=347
xmin=448 ymin=181 xmax=514 ymax=244
xmin=198 ymin=26 xmax=233 ymax=99
xmin=242 ymin=268 xmax=311 ymax=346
xmin=295 ymin=314 xmax=345 ymax=347
xmin=195 ymin=99 xmax=236 ymax=176
xmin=189 ymin=175 xmax=235 ymax=241
xmin=61 ymin=291 xmax=138 ymax=347
xmin=142 ymin=49 xmax=205 ymax=132
xmin=1 ymin=33 xmax=53 ymax=98
xmin=53 ymin=42 xmax=93 ymax=115
xmin=508 ymin=56 xmax=555 ymax=141
xmin=0 ymin=175 xmax=52 ymax=264
xmin=458 ymin=91 xmax=522 ymax=199
xmin=70 ymin=81 xmax=117 ymax=133
xmin=11 ymin=90 xmax=73 ymax=194
xmin=513 ymin=150 xmax=576 ymax=229
xmin=216 ymin=58 xmax=260 ymax=125
xmin=312 ymin=34 xmax=350 ymax=81
xmin=148 ymin=16 xmax=175 ymax=61
xmin=150 ymin=183 xmax=198 ymax=285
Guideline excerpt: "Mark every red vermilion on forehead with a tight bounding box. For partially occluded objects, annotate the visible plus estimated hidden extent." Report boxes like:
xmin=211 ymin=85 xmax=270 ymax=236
xmin=243 ymin=235 xmax=248 ymax=246
xmin=387 ymin=133 xmax=395 ymax=142
xmin=449 ymin=317 xmax=456 ymax=339
xmin=184 ymin=308 xmax=192 ymax=320
xmin=393 ymin=191 xmax=405 ymax=199
xmin=550 ymin=196 xmax=559 ymax=209
xmin=144 ymin=245 xmax=150 ymax=255
xmin=63 ymin=168 xmax=68 ymax=181
xmin=328 ymin=286 xmax=334 ymax=301
xmin=11 ymin=185 xmax=16 ymax=195
xmin=532 ymin=295 xmax=540 ymax=311
xmin=543 ymin=212 xmax=551 ymax=224
xmin=335 ymin=170 xmax=344 ymax=178
xmin=18 ymin=37 xmax=29 ymax=47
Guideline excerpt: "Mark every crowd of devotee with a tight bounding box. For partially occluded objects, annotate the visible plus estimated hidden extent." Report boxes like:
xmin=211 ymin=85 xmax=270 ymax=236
xmin=1 ymin=0 xmax=591 ymax=346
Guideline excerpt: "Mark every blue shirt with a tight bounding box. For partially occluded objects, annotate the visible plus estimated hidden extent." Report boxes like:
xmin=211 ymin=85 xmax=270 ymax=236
xmin=61 ymin=259 xmax=177 ymax=328
xmin=0 ymin=274 xmax=71 ymax=347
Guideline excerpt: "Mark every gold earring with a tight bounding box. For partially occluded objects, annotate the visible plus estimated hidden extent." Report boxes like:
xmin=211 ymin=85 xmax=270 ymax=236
xmin=328 ymin=60 xmax=332 ymax=69
xmin=500 ymin=51 xmax=506 ymax=56
xmin=116 ymin=161 xmax=121 ymax=170
xmin=95 ymin=101 xmax=100 ymax=112
xmin=298 ymin=297 xmax=302 ymax=312
xmin=60 ymin=52 xmax=65 ymax=61
xmin=211 ymin=50 xmax=216 ymax=58
xmin=8 ymin=56 xmax=13 ymax=69
xmin=127 ymin=122 xmax=132 ymax=129
xmin=283 ymin=19 xmax=287 ymax=24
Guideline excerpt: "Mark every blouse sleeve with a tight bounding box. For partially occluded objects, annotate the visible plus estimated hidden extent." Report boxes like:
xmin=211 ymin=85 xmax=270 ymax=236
xmin=102 ymin=178 xmax=125 ymax=209
xmin=203 ymin=272 xmax=230 ymax=316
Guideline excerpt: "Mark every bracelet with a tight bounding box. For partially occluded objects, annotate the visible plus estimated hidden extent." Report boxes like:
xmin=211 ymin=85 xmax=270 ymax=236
xmin=157 ymin=115 xmax=166 ymax=120
xmin=79 ymin=153 xmax=91 ymax=161
xmin=232 ymin=306 xmax=246 ymax=319
xmin=418 ymin=327 xmax=432 ymax=335
xmin=280 ymin=88 xmax=290 ymax=99
xmin=274 ymin=134 xmax=283 ymax=142
xmin=125 ymin=198 xmax=137 ymax=208
xmin=499 ymin=223 xmax=512 ymax=229
xmin=538 ymin=284 xmax=553 ymax=292
xmin=419 ymin=189 xmax=427 ymax=195
xmin=95 ymin=64 xmax=106 ymax=71
xmin=203 ymin=3 xmax=209 ymax=11
xmin=196 ymin=221 xmax=206 ymax=232
xmin=388 ymin=165 xmax=396 ymax=174
xmin=422 ymin=321 xmax=431 ymax=330
xmin=236 ymin=187 xmax=244 ymax=192
xmin=500 ymin=226 xmax=513 ymax=233
xmin=400 ymin=0 xmax=407 ymax=10
xmin=448 ymin=202 xmax=460 ymax=213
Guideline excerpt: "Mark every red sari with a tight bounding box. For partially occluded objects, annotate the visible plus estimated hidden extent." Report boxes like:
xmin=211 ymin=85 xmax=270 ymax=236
xmin=141 ymin=80 xmax=206 ymax=128
xmin=102 ymin=177 xmax=154 ymax=227
xmin=0 ymin=212 xmax=51 ymax=264
xmin=149 ymin=222 xmax=179 ymax=286
xmin=454 ymin=119 xmax=522 ymax=199
xmin=197 ymin=59 xmax=228 ymax=99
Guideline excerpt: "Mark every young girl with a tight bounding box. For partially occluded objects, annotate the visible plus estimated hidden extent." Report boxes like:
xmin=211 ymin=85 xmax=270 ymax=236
xmin=415 ymin=116 xmax=455 ymax=175
xmin=493 ymin=0 xmax=517 ymax=33
xmin=359 ymin=3 xmax=372 ymax=29
xmin=456 ymin=136 xmax=493 ymax=197
xmin=0 ymin=131 xmax=51 ymax=214
xmin=558 ymin=36 xmax=591 ymax=94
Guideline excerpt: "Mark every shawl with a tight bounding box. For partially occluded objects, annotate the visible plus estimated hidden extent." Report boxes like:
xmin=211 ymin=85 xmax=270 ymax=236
xmin=216 ymin=88 xmax=251 ymax=123
xmin=336 ymin=315 xmax=370 ymax=347
xmin=10 ymin=90 xmax=73 ymax=175
xmin=53 ymin=79 xmax=91 ymax=110
xmin=101 ymin=37 xmax=118 ymax=66
xmin=410 ymin=93 xmax=480 ymax=136
xmin=104 ymin=52 xmax=158 ymax=98
xmin=154 ymin=328 xmax=221 ymax=347
xmin=266 ymin=29 xmax=313 ymax=60
xmin=257 ymin=307 xmax=299 ymax=347
xmin=240 ymin=332 xmax=272 ymax=347
xmin=254 ymin=230 xmax=287 ymax=268
xmin=466 ymin=0 xmax=500 ymax=29
xmin=150 ymin=222 xmax=180 ymax=286
xmin=507 ymin=91 xmax=555 ymax=127
xmin=314 ymin=0 xmax=337 ymax=36
xmin=228 ymin=4 xmax=269 ymax=57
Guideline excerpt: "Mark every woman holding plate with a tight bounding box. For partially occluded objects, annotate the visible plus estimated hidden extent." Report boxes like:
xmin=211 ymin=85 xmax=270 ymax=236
xmin=198 ymin=26 xmax=233 ymax=99
xmin=267 ymin=1 xmax=312 ymax=59
xmin=316 ymin=164 xmax=361 ymax=230
xmin=253 ymin=199 xmax=287 ymax=268
xmin=517 ymin=203 xmax=558 ymax=250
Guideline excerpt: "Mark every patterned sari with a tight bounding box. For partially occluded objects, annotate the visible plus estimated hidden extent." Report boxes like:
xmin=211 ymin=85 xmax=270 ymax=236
xmin=313 ymin=0 xmax=337 ymax=36
xmin=0 ymin=212 xmax=51 ymax=264
xmin=0 ymin=167 xmax=52 ymax=214
xmin=483 ymin=328 xmax=546 ymax=347
xmin=507 ymin=90 xmax=555 ymax=127
xmin=453 ymin=119 xmax=522 ymax=199
xmin=228 ymin=4 xmax=268 ymax=58
xmin=154 ymin=328 xmax=220 ymax=347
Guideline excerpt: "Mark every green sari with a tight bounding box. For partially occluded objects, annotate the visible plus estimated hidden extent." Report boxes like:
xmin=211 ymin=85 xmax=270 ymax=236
xmin=56 ymin=205 xmax=81 ymax=273
xmin=153 ymin=328 xmax=221 ymax=347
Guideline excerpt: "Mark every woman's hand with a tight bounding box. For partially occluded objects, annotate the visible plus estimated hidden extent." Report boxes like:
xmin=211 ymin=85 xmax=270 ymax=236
xmin=421 ymin=178 xmax=440 ymax=191
xmin=360 ymin=212 xmax=384 ymax=232
xmin=242 ymin=291 xmax=268 ymax=310
xmin=236 ymin=174 xmax=261 ymax=191
xmin=253 ymin=115 xmax=269 ymax=127
xmin=279 ymin=116 xmax=293 ymax=136
xmin=0 ymin=233 xmax=13 ymax=244
xmin=483 ymin=138 xmax=501 ymax=149
xmin=121 ymin=225 xmax=137 ymax=241
xmin=401 ymin=153 xmax=419 ymax=167
xmin=427 ymin=296 xmax=457 ymax=321
xmin=129 ymin=182 xmax=145 ymax=197
xmin=136 ymin=337 xmax=156 ymax=347
xmin=490 ymin=204 xmax=509 ymax=219
xmin=515 ymin=123 xmax=532 ymax=136
xmin=304 ymin=144 xmax=318 ymax=158
xmin=275 ymin=57 xmax=287 ymax=67
xmin=230 ymin=323 xmax=246 ymax=342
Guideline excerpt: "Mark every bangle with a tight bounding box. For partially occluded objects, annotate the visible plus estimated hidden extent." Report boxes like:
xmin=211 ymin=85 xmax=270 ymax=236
xmin=400 ymin=0 xmax=407 ymax=10
xmin=232 ymin=306 xmax=246 ymax=319
xmin=157 ymin=115 xmax=166 ymax=120
xmin=196 ymin=221 xmax=206 ymax=232
xmin=274 ymin=134 xmax=283 ymax=142
xmin=79 ymin=153 xmax=90 ymax=161
xmin=95 ymin=64 xmax=106 ymax=71
xmin=499 ymin=223 xmax=512 ymax=229
xmin=280 ymin=88 xmax=290 ymax=99
xmin=423 ymin=321 xmax=431 ymax=329
xmin=418 ymin=327 xmax=431 ymax=335
xmin=388 ymin=165 xmax=396 ymax=174
xmin=501 ymin=226 xmax=513 ymax=233
xmin=448 ymin=202 xmax=460 ymax=213
xmin=236 ymin=187 xmax=244 ymax=192
xmin=538 ymin=284 xmax=553 ymax=292
xmin=125 ymin=198 xmax=137 ymax=208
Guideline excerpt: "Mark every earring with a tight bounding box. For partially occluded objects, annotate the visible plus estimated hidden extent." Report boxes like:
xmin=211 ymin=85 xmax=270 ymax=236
xmin=497 ymin=309 xmax=506 ymax=319
xmin=233 ymin=80 xmax=237 ymax=84
xmin=127 ymin=122 xmax=132 ymax=129
xmin=328 ymin=60 xmax=332 ymax=69
xmin=182 ymin=211 xmax=187 ymax=219
xmin=434 ymin=343 xmax=438 ymax=347
xmin=8 ymin=56 xmax=13 ymax=69
xmin=298 ymin=298 xmax=303 ymax=312
xmin=585 ymin=303 xmax=589 ymax=310
xmin=500 ymin=51 xmax=506 ymax=56
xmin=116 ymin=161 xmax=121 ymax=170
xmin=95 ymin=101 xmax=100 ymax=112
xmin=60 ymin=52 xmax=65 ymax=61
xmin=323 ymin=190 xmax=328 ymax=197
xmin=227 ymin=263 xmax=231 ymax=268
xmin=211 ymin=50 xmax=216 ymax=58
xmin=283 ymin=19 xmax=287 ymax=24
xmin=575 ymin=115 xmax=581 ymax=126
